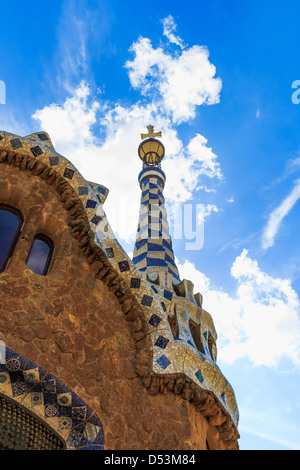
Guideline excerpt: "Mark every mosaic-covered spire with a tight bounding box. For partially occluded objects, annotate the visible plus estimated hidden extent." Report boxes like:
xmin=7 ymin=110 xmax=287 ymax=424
xmin=132 ymin=126 xmax=180 ymax=286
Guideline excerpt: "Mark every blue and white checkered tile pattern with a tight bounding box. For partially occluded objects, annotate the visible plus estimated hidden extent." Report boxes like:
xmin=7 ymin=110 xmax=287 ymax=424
xmin=132 ymin=175 xmax=180 ymax=282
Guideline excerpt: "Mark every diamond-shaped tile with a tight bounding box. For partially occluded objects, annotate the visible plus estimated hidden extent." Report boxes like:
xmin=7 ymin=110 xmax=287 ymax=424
xmin=10 ymin=138 xmax=22 ymax=149
xmin=156 ymin=355 xmax=171 ymax=370
xmin=63 ymin=168 xmax=75 ymax=179
xmin=130 ymin=277 xmax=141 ymax=288
xmin=91 ymin=215 xmax=102 ymax=225
xmin=86 ymin=199 xmax=97 ymax=209
xmin=49 ymin=156 xmax=59 ymax=166
xmin=141 ymin=294 xmax=153 ymax=307
xmin=23 ymin=368 xmax=40 ymax=383
xmin=148 ymin=314 xmax=162 ymax=327
xmin=57 ymin=392 xmax=72 ymax=407
xmin=155 ymin=335 xmax=169 ymax=349
xmin=118 ymin=260 xmax=130 ymax=272
xmin=37 ymin=133 xmax=49 ymax=141
xmin=30 ymin=146 xmax=43 ymax=157
xmin=78 ymin=186 xmax=89 ymax=195
xmin=163 ymin=289 xmax=173 ymax=301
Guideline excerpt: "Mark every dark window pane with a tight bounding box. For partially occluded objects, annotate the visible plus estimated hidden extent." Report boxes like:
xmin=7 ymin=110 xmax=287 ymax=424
xmin=26 ymin=236 xmax=52 ymax=275
xmin=0 ymin=207 xmax=22 ymax=272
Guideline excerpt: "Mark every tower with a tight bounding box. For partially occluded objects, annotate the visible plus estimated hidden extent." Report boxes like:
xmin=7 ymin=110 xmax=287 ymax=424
xmin=132 ymin=125 xmax=180 ymax=286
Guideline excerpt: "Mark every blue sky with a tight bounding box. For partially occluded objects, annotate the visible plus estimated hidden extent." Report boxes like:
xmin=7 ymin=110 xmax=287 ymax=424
xmin=1 ymin=0 xmax=300 ymax=450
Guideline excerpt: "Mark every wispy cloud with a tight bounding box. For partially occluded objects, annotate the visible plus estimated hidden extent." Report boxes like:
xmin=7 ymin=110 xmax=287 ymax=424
xmin=48 ymin=0 xmax=112 ymax=94
xmin=161 ymin=15 xmax=185 ymax=49
xmin=240 ymin=425 xmax=300 ymax=450
xmin=239 ymin=406 xmax=300 ymax=450
xmin=262 ymin=179 xmax=300 ymax=250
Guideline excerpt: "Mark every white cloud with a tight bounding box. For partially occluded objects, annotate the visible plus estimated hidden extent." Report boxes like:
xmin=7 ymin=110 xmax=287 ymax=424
xmin=262 ymin=179 xmax=300 ymax=250
xmin=177 ymin=249 xmax=300 ymax=367
xmin=33 ymin=82 xmax=99 ymax=146
xmin=125 ymin=34 xmax=222 ymax=123
xmin=187 ymin=134 xmax=222 ymax=180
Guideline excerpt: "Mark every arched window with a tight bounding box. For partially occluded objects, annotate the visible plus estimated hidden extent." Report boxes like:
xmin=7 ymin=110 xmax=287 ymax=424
xmin=26 ymin=235 xmax=53 ymax=276
xmin=0 ymin=205 xmax=23 ymax=273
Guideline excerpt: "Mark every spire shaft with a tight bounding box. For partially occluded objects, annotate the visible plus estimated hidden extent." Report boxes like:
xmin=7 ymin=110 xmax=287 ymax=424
xmin=132 ymin=166 xmax=180 ymax=285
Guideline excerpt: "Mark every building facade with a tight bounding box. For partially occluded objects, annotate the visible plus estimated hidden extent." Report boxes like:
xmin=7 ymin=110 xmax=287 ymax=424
xmin=0 ymin=127 xmax=239 ymax=450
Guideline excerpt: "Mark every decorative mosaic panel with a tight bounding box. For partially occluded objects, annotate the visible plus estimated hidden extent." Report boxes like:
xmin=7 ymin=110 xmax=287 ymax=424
xmin=0 ymin=348 xmax=105 ymax=450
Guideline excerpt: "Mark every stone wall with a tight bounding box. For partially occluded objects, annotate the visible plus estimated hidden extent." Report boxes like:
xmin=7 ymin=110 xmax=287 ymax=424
xmin=0 ymin=162 xmax=228 ymax=450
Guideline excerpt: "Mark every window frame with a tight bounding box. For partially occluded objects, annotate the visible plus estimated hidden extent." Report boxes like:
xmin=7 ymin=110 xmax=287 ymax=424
xmin=26 ymin=234 xmax=54 ymax=276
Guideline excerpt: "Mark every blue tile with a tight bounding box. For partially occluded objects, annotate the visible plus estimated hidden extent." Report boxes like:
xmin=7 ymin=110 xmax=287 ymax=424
xmin=10 ymin=138 xmax=22 ymax=149
xmin=148 ymin=314 xmax=162 ymax=327
xmin=130 ymin=277 xmax=141 ymax=288
xmin=105 ymin=248 xmax=114 ymax=258
xmin=163 ymin=289 xmax=173 ymax=301
xmin=91 ymin=215 xmax=102 ymax=225
xmin=64 ymin=168 xmax=75 ymax=179
xmin=37 ymin=133 xmax=49 ymax=141
xmin=78 ymin=186 xmax=89 ymax=195
xmin=30 ymin=146 xmax=43 ymax=157
xmin=49 ymin=156 xmax=59 ymax=166
xmin=141 ymin=294 xmax=153 ymax=307
xmin=195 ymin=369 xmax=204 ymax=384
xmin=155 ymin=335 xmax=169 ymax=349
xmin=97 ymin=186 xmax=107 ymax=195
xmin=86 ymin=199 xmax=97 ymax=209
xmin=156 ymin=355 xmax=171 ymax=370
xmin=118 ymin=260 xmax=130 ymax=272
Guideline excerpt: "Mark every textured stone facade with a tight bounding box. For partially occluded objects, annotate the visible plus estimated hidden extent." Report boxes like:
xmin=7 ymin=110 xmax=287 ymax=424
xmin=0 ymin=131 xmax=239 ymax=450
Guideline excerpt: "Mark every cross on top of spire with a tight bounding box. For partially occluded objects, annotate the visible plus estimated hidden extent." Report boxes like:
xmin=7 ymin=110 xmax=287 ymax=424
xmin=141 ymin=125 xmax=162 ymax=140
